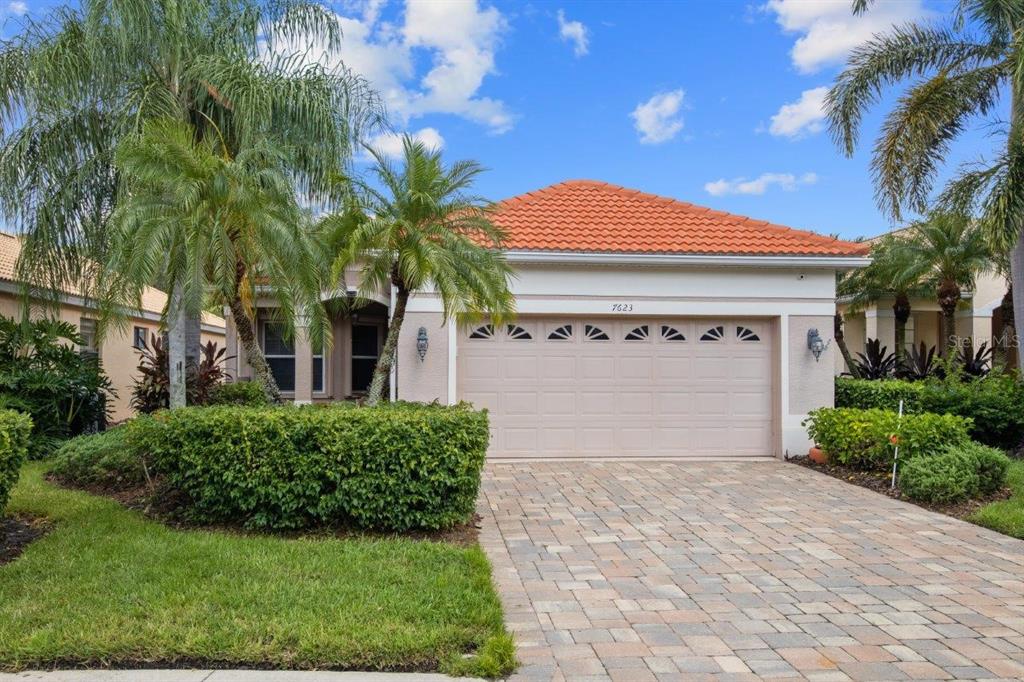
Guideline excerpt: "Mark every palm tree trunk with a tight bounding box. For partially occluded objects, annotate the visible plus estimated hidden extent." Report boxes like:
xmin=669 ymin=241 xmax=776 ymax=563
xmin=938 ymin=280 xmax=961 ymax=358
xmin=366 ymin=287 xmax=408 ymax=406
xmin=893 ymin=292 xmax=911 ymax=361
xmin=1000 ymin=285 xmax=1016 ymax=372
xmin=228 ymin=297 xmax=281 ymax=404
xmin=167 ymin=279 xmax=187 ymax=408
xmin=185 ymin=313 xmax=202 ymax=382
xmin=1009 ymin=79 xmax=1024 ymax=374
xmin=834 ymin=312 xmax=861 ymax=378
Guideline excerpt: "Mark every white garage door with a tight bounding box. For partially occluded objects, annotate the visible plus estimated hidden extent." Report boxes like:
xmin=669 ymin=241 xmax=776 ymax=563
xmin=457 ymin=317 xmax=774 ymax=458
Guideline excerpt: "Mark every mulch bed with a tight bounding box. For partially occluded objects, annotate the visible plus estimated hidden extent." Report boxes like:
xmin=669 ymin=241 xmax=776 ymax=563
xmin=46 ymin=474 xmax=481 ymax=547
xmin=790 ymin=455 xmax=1012 ymax=521
xmin=0 ymin=515 xmax=50 ymax=566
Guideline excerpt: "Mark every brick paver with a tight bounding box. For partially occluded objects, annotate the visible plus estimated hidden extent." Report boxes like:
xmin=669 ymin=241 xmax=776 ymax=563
xmin=478 ymin=460 xmax=1024 ymax=681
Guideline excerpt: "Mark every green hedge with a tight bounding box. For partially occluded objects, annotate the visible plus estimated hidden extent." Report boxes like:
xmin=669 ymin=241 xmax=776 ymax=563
xmin=207 ymin=381 xmax=270 ymax=407
xmin=953 ymin=441 xmax=1010 ymax=495
xmin=50 ymin=428 xmax=145 ymax=490
xmin=126 ymin=403 xmax=489 ymax=531
xmin=0 ymin=409 xmax=33 ymax=514
xmin=835 ymin=376 xmax=1024 ymax=450
xmin=900 ymin=450 xmax=979 ymax=504
xmin=804 ymin=407 xmax=971 ymax=470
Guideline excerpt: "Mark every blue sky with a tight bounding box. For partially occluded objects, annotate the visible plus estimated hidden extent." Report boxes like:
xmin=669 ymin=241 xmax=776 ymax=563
xmin=2 ymin=0 xmax=1001 ymax=240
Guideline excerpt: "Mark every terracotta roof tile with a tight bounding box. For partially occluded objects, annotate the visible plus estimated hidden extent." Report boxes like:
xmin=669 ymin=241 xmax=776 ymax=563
xmin=491 ymin=180 xmax=868 ymax=257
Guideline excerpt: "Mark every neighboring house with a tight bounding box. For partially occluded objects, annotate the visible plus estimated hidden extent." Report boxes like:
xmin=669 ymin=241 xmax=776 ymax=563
xmin=836 ymin=230 xmax=1012 ymax=374
xmin=226 ymin=180 xmax=868 ymax=458
xmin=0 ymin=231 xmax=226 ymax=421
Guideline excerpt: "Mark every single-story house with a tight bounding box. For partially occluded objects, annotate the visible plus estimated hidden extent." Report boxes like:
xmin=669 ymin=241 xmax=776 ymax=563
xmin=837 ymin=229 xmax=1013 ymax=372
xmin=225 ymin=180 xmax=869 ymax=458
xmin=0 ymin=231 xmax=227 ymax=420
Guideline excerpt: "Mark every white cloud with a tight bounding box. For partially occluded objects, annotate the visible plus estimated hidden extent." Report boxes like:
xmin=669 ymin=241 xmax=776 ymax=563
xmin=557 ymin=9 xmax=589 ymax=57
xmin=362 ymin=127 xmax=445 ymax=159
xmin=267 ymin=0 xmax=513 ymax=134
xmin=769 ymin=86 xmax=828 ymax=138
xmin=704 ymin=172 xmax=819 ymax=196
xmin=630 ymin=89 xmax=685 ymax=144
xmin=6 ymin=1 xmax=27 ymax=15
xmin=764 ymin=0 xmax=926 ymax=73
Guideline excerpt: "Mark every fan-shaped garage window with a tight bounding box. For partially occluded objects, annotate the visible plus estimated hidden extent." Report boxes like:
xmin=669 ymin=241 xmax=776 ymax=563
xmin=736 ymin=326 xmax=760 ymax=342
xmin=469 ymin=324 xmax=494 ymax=340
xmin=661 ymin=325 xmax=686 ymax=342
xmin=700 ymin=326 xmax=725 ymax=342
xmin=584 ymin=324 xmax=609 ymax=341
xmin=507 ymin=324 xmax=532 ymax=340
xmin=624 ymin=325 xmax=649 ymax=341
xmin=547 ymin=324 xmax=573 ymax=341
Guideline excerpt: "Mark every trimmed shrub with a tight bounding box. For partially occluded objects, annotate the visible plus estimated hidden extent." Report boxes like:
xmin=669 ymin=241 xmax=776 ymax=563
xmin=126 ymin=403 xmax=489 ymax=531
xmin=0 ymin=409 xmax=33 ymax=514
xmin=950 ymin=441 xmax=1010 ymax=495
xmin=50 ymin=428 xmax=146 ymax=490
xmin=207 ymin=381 xmax=270 ymax=407
xmin=900 ymin=451 xmax=979 ymax=504
xmin=835 ymin=378 xmax=922 ymax=411
xmin=835 ymin=375 xmax=1024 ymax=450
xmin=804 ymin=407 xmax=972 ymax=470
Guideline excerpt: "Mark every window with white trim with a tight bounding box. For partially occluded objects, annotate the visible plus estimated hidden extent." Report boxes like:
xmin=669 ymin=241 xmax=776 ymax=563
xmin=133 ymin=326 xmax=148 ymax=350
xmin=261 ymin=322 xmax=295 ymax=391
xmin=79 ymin=317 xmax=98 ymax=353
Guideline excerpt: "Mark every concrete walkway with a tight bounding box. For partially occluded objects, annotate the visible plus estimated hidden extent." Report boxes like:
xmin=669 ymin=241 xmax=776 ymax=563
xmin=479 ymin=459 xmax=1024 ymax=681
xmin=0 ymin=673 xmax=475 ymax=681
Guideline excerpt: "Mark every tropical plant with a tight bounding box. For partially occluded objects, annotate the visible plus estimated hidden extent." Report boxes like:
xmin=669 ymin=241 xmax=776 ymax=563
xmin=839 ymin=233 xmax=932 ymax=360
xmin=852 ymin=338 xmax=898 ymax=380
xmin=132 ymin=332 xmax=231 ymax=413
xmin=892 ymin=213 xmax=992 ymax=357
xmin=834 ymin=312 xmax=861 ymax=378
xmin=102 ymin=117 xmax=329 ymax=403
xmin=0 ymin=0 xmax=378 ymax=407
xmin=828 ymin=0 xmax=1024 ymax=372
xmin=899 ymin=342 xmax=939 ymax=381
xmin=0 ymin=316 xmax=113 ymax=456
xmin=958 ymin=340 xmax=994 ymax=378
xmin=319 ymin=136 xmax=516 ymax=405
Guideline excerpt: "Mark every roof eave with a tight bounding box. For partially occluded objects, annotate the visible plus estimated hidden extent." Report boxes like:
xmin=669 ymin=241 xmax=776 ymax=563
xmin=503 ymin=249 xmax=872 ymax=268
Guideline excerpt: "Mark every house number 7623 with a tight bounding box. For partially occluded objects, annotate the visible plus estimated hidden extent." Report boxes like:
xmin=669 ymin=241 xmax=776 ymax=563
xmin=610 ymin=303 xmax=633 ymax=312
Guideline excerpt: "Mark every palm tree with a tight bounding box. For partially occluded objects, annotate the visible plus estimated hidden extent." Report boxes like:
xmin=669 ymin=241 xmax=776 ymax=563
xmin=320 ymin=137 xmax=516 ymax=406
xmin=0 ymin=0 xmax=377 ymax=406
xmin=838 ymin=233 xmax=932 ymax=361
xmin=100 ymin=117 xmax=329 ymax=403
xmin=827 ymin=0 xmax=1024 ymax=371
xmin=894 ymin=212 xmax=991 ymax=357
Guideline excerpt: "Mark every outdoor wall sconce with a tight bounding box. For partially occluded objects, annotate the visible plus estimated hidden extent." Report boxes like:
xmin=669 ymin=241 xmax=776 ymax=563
xmin=807 ymin=328 xmax=830 ymax=362
xmin=416 ymin=326 xmax=428 ymax=361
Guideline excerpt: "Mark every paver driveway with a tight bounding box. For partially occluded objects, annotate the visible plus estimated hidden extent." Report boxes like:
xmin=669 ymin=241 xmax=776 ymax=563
xmin=479 ymin=460 xmax=1024 ymax=681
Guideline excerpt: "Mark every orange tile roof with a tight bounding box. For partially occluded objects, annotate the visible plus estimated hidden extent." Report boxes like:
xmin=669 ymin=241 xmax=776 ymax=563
xmin=490 ymin=180 xmax=869 ymax=257
xmin=0 ymin=231 xmax=226 ymax=328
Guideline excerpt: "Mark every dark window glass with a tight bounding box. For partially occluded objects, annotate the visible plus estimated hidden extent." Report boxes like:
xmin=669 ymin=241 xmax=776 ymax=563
xmin=133 ymin=326 xmax=147 ymax=349
xmin=263 ymin=323 xmax=293 ymax=355
xmin=267 ymin=357 xmax=295 ymax=392
xmin=313 ymin=357 xmax=324 ymax=392
xmin=352 ymin=325 xmax=379 ymax=357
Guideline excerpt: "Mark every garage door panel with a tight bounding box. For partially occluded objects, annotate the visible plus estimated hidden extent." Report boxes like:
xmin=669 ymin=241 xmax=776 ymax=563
xmin=458 ymin=317 xmax=774 ymax=458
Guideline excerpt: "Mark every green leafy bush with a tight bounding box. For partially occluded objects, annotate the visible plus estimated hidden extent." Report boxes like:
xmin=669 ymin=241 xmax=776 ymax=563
xmin=0 ymin=409 xmax=32 ymax=514
xmin=900 ymin=451 xmax=979 ymax=504
xmin=949 ymin=441 xmax=1010 ymax=495
xmin=0 ymin=316 xmax=113 ymax=456
xmin=835 ymin=375 xmax=1024 ymax=450
xmin=207 ymin=381 xmax=270 ymax=407
xmin=126 ymin=403 xmax=489 ymax=531
xmin=835 ymin=378 xmax=923 ymax=411
xmin=50 ymin=428 xmax=145 ymax=490
xmin=804 ymin=407 xmax=971 ymax=470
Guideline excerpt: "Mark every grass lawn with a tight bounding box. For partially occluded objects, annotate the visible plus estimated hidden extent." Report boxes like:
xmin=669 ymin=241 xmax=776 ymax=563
xmin=0 ymin=463 xmax=514 ymax=677
xmin=970 ymin=459 xmax=1024 ymax=540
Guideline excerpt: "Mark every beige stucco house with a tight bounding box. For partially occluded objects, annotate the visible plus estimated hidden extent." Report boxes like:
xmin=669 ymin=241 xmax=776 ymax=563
xmin=836 ymin=232 xmax=1011 ymax=374
xmin=0 ymin=232 xmax=226 ymax=420
xmin=226 ymin=180 xmax=868 ymax=459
